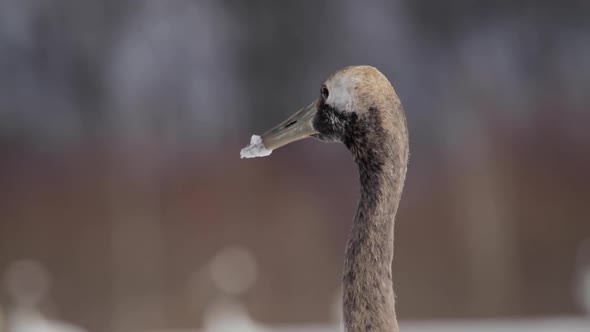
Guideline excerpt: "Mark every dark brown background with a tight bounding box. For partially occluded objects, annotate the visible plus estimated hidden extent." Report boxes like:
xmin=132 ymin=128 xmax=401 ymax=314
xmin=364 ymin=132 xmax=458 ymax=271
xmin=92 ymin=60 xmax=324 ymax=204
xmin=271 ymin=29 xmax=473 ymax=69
xmin=1 ymin=1 xmax=589 ymax=332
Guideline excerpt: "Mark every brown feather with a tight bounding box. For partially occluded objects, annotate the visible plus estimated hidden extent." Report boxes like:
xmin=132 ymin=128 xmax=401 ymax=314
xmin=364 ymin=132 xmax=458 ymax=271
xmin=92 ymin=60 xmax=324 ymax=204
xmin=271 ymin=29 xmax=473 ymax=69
xmin=322 ymin=66 xmax=409 ymax=332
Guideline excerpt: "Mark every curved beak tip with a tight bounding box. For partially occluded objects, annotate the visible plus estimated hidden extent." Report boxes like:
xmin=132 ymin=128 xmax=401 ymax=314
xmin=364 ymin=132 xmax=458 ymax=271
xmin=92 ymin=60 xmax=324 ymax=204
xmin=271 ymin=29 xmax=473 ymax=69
xmin=240 ymin=101 xmax=318 ymax=159
xmin=240 ymin=135 xmax=273 ymax=159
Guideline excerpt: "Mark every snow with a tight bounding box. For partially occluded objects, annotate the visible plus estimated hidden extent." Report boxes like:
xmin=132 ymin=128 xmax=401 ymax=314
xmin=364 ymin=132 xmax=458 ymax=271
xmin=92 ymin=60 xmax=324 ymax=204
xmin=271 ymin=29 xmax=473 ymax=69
xmin=240 ymin=135 xmax=272 ymax=159
xmin=138 ymin=318 xmax=590 ymax=332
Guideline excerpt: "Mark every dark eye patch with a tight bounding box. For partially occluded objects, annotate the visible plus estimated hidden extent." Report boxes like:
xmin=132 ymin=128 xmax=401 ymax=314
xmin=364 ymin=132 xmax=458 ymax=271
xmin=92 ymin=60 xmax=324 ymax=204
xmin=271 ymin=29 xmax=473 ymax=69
xmin=313 ymin=104 xmax=358 ymax=142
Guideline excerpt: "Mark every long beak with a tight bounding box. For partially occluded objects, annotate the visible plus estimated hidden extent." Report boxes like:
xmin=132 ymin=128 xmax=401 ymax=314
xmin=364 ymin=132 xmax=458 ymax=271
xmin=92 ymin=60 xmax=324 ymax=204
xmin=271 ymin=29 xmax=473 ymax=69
xmin=261 ymin=101 xmax=319 ymax=151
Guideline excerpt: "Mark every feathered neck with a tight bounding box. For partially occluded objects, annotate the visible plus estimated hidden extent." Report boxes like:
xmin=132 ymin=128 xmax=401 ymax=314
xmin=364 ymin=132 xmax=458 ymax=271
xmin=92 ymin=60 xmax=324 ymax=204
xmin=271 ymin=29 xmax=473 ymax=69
xmin=342 ymin=107 xmax=408 ymax=332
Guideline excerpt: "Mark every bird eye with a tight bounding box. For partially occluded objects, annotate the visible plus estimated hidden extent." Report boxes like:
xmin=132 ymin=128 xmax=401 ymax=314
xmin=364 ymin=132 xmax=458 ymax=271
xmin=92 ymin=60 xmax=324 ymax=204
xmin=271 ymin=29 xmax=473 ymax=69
xmin=321 ymin=86 xmax=329 ymax=101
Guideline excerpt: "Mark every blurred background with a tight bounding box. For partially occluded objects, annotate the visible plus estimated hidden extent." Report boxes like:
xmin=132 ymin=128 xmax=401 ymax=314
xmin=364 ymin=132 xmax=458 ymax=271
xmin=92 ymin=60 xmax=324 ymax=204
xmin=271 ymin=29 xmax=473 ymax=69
xmin=1 ymin=0 xmax=589 ymax=331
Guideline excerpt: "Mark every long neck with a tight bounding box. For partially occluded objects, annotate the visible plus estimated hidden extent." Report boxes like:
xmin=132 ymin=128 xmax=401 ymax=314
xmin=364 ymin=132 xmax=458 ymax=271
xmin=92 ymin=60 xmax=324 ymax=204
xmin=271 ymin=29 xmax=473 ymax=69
xmin=342 ymin=118 xmax=408 ymax=332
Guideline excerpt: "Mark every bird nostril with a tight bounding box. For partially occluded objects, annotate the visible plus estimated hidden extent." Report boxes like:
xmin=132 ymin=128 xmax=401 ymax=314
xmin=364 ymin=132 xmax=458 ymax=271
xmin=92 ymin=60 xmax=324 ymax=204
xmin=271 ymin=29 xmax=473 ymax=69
xmin=285 ymin=120 xmax=297 ymax=128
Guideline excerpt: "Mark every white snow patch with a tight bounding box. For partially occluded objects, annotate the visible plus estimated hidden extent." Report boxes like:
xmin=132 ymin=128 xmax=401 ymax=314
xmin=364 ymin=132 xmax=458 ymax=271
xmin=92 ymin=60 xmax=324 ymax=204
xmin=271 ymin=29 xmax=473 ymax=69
xmin=240 ymin=135 xmax=272 ymax=159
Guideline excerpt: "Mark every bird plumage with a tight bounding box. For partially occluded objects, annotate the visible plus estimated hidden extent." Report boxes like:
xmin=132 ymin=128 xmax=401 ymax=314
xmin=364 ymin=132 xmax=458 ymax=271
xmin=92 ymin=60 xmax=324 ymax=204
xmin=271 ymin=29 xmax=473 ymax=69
xmin=244 ymin=65 xmax=408 ymax=332
xmin=319 ymin=66 xmax=407 ymax=332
